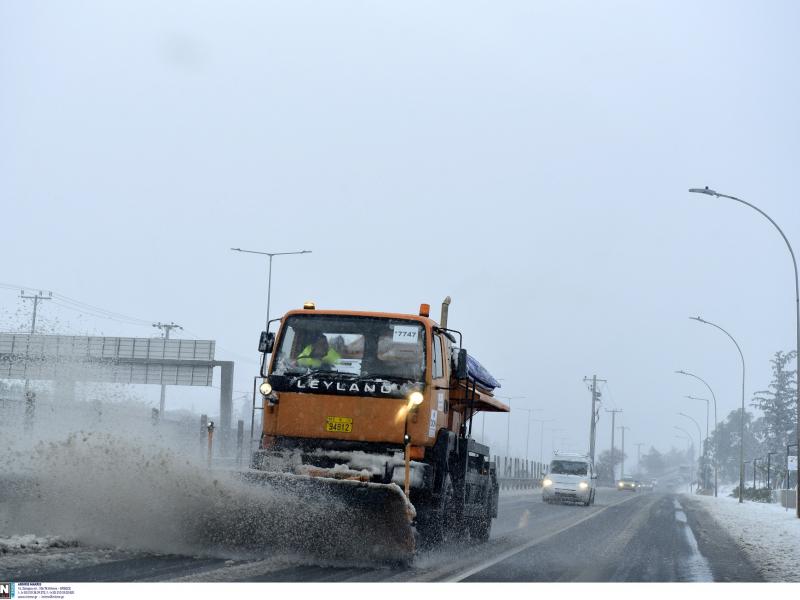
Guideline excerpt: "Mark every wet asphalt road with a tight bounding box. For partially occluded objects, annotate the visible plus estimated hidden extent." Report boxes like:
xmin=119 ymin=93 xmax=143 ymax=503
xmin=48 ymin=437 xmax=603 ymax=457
xmin=464 ymin=491 xmax=761 ymax=582
xmin=4 ymin=488 xmax=763 ymax=582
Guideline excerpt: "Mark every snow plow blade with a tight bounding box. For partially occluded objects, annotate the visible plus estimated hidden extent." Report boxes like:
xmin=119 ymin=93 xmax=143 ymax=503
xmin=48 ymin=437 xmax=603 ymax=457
xmin=209 ymin=470 xmax=416 ymax=564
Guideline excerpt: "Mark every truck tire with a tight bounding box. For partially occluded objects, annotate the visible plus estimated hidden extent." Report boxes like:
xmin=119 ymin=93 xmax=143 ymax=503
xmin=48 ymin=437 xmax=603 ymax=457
xmin=419 ymin=474 xmax=456 ymax=547
xmin=468 ymin=493 xmax=493 ymax=542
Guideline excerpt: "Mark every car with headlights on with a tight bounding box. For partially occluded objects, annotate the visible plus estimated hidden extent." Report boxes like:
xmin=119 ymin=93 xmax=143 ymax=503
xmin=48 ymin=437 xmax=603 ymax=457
xmin=542 ymin=453 xmax=596 ymax=506
xmin=617 ymin=476 xmax=638 ymax=491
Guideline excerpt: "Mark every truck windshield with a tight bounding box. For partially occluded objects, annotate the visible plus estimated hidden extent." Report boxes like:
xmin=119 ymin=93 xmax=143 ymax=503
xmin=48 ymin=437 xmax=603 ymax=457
xmin=271 ymin=314 xmax=426 ymax=383
xmin=550 ymin=460 xmax=588 ymax=476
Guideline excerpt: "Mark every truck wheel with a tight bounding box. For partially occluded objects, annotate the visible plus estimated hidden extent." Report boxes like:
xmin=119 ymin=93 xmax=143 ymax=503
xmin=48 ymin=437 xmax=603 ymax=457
xmin=468 ymin=493 xmax=493 ymax=542
xmin=419 ymin=475 xmax=456 ymax=547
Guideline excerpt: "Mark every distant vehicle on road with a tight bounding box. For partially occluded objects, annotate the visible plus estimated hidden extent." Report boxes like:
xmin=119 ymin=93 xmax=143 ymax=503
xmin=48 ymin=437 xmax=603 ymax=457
xmin=542 ymin=453 xmax=597 ymax=506
xmin=617 ymin=476 xmax=638 ymax=491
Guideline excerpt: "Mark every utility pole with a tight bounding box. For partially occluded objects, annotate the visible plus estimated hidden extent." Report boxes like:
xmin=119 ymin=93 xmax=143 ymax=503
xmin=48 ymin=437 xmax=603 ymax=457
xmin=635 ymin=442 xmax=644 ymax=474
xmin=153 ymin=321 xmax=183 ymax=417
xmin=518 ymin=407 xmax=544 ymax=461
xmin=20 ymin=290 xmax=53 ymax=335
xmin=606 ymin=408 xmax=623 ymax=479
xmin=618 ymin=426 xmax=630 ymax=477
xmin=584 ymin=375 xmax=606 ymax=463
xmin=20 ymin=290 xmax=52 ymax=430
xmin=497 ymin=395 xmax=524 ymax=458
xmin=533 ymin=418 xmax=556 ymax=465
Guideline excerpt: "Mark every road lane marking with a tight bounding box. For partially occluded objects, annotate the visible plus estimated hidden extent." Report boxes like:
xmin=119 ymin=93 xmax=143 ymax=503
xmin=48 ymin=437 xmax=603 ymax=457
xmin=447 ymin=492 xmax=641 ymax=582
xmin=673 ymin=498 xmax=712 ymax=582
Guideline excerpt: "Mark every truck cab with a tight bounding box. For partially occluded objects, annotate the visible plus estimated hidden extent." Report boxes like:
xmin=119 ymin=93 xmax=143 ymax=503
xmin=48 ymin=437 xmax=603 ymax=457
xmin=251 ymin=301 xmax=508 ymax=547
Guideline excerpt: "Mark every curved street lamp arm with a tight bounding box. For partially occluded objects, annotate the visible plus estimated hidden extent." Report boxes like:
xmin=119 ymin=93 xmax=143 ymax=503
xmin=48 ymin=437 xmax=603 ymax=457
xmin=706 ymin=191 xmax=799 ymax=301
xmin=676 ymin=370 xmax=718 ymax=422
xmin=690 ymin=317 xmax=746 ymax=376
xmin=678 ymin=412 xmax=703 ymax=443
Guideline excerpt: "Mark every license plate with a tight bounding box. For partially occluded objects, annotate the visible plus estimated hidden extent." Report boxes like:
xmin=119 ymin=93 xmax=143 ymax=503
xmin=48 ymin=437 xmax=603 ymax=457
xmin=325 ymin=416 xmax=352 ymax=433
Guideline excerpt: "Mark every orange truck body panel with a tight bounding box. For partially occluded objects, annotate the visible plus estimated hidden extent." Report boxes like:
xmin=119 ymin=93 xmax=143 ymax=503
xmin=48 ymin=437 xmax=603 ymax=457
xmin=261 ymin=307 xmax=508 ymax=446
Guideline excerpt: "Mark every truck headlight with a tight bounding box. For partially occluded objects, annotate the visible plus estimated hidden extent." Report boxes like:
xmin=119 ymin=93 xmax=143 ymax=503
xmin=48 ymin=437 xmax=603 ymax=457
xmin=542 ymin=478 xmax=553 ymax=487
xmin=579 ymin=481 xmax=589 ymax=490
xmin=618 ymin=481 xmax=624 ymax=487
xmin=259 ymin=382 xmax=273 ymax=396
xmin=408 ymin=391 xmax=424 ymax=406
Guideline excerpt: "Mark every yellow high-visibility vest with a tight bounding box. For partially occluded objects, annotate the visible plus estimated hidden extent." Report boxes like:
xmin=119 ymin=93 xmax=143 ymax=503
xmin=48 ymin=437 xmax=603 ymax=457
xmin=297 ymin=344 xmax=340 ymax=368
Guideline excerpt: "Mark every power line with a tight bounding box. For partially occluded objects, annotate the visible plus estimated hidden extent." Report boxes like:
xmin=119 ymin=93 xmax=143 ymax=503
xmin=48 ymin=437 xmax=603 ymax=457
xmin=600 ymin=381 xmax=618 ymax=410
xmin=2 ymin=281 xmax=155 ymax=327
xmin=5 ymin=281 xmax=259 ymax=368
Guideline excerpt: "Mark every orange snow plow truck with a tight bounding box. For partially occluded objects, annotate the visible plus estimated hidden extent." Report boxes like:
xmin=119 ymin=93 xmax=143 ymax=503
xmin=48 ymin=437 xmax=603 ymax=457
xmin=247 ymin=298 xmax=508 ymax=563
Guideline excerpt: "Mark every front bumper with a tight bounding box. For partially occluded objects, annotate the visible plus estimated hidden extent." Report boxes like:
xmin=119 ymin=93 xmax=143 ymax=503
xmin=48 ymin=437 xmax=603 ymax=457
xmin=543 ymin=485 xmax=591 ymax=502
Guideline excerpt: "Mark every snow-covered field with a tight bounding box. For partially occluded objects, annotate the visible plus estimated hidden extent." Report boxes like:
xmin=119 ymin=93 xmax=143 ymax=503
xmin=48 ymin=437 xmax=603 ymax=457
xmin=690 ymin=492 xmax=800 ymax=582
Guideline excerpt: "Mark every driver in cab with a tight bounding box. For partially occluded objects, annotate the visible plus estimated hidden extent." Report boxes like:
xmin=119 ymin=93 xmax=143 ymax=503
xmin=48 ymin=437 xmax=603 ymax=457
xmin=297 ymin=333 xmax=341 ymax=368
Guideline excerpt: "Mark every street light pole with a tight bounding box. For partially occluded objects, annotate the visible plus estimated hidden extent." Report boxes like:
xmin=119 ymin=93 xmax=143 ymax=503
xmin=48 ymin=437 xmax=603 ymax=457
xmin=690 ymin=316 xmax=746 ymax=503
xmin=497 ymin=395 xmax=524 ymax=458
xmin=675 ymin=433 xmax=693 ymax=491
xmin=690 ymin=186 xmax=798 ymax=515
xmin=534 ymin=418 xmax=556 ymax=465
xmin=685 ymin=395 xmax=710 ymax=489
xmin=674 ymin=425 xmax=696 ymax=461
xmin=678 ymin=412 xmax=704 ymax=489
xmin=517 ymin=407 xmax=544 ymax=461
xmin=676 ymin=371 xmax=718 ymax=497
xmin=230 ymin=248 xmax=312 ymax=330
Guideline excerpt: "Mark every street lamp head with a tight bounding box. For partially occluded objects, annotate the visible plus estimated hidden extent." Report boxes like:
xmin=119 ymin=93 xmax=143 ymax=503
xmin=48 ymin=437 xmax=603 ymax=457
xmin=685 ymin=395 xmax=708 ymax=402
xmin=689 ymin=316 xmax=707 ymax=324
xmin=689 ymin=187 xmax=719 ymax=196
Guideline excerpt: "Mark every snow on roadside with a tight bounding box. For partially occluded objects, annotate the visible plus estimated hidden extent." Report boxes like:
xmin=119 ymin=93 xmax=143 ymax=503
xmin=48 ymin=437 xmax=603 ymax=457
xmin=0 ymin=534 xmax=76 ymax=554
xmin=689 ymin=492 xmax=800 ymax=582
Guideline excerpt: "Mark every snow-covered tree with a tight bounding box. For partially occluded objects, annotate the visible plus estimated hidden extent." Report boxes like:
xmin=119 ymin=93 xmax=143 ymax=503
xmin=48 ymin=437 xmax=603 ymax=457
xmin=751 ymin=350 xmax=797 ymax=452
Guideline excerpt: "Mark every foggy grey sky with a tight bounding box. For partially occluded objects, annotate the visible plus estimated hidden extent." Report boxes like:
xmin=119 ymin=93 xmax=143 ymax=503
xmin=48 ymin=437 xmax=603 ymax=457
xmin=2 ymin=1 xmax=798 ymax=462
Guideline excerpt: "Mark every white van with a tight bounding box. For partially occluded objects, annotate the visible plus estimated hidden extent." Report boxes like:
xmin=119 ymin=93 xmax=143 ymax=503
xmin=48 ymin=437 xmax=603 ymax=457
xmin=542 ymin=453 xmax=596 ymax=506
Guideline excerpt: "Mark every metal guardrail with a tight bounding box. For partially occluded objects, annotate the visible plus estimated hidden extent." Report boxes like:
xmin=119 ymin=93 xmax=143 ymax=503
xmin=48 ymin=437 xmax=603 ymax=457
xmin=498 ymin=477 xmax=542 ymax=490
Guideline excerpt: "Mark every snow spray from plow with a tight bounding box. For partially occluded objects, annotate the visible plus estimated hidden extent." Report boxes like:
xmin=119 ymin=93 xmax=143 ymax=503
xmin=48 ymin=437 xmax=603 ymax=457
xmin=0 ymin=433 xmax=415 ymax=563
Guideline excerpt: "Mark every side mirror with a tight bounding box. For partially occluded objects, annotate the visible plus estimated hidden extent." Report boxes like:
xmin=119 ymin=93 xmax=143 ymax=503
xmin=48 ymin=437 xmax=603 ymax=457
xmin=456 ymin=348 xmax=468 ymax=380
xmin=258 ymin=331 xmax=275 ymax=354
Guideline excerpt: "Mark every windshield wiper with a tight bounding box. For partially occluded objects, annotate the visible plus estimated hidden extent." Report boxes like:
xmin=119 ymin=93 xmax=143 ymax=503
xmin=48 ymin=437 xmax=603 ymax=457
xmin=288 ymin=369 xmax=358 ymax=380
